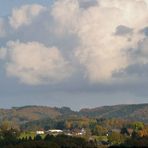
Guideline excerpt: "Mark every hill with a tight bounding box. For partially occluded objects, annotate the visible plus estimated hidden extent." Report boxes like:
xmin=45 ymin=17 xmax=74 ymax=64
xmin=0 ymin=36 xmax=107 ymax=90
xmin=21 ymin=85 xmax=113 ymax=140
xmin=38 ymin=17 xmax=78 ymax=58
xmin=79 ymin=103 xmax=148 ymax=122
xmin=0 ymin=103 xmax=148 ymax=124
xmin=0 ymin=106 xmax=60 ymax=123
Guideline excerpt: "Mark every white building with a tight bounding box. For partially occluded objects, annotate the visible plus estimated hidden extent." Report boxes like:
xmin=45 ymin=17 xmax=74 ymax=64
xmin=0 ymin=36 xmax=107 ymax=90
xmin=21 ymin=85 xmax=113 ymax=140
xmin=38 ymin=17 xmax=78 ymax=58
xmin=36 ymin=131 xmax=45 ymax=135
xmin=47 ymin=129 xmax=63 ymax=134
xmin=47 ymin=129 xmax=63 ymax=133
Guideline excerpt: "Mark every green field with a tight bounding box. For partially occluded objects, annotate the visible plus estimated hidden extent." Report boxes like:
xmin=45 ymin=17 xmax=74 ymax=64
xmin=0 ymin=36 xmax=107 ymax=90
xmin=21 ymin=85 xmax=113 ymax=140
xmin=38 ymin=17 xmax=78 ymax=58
xmin=19 ymin=132 xmax=46 ymax=139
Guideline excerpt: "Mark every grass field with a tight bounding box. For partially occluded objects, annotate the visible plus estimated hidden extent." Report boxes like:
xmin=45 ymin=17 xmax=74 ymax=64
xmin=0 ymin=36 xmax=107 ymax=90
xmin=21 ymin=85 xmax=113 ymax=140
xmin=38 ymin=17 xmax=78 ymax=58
xmin=92 ymin=136 xmax=108 ymax=142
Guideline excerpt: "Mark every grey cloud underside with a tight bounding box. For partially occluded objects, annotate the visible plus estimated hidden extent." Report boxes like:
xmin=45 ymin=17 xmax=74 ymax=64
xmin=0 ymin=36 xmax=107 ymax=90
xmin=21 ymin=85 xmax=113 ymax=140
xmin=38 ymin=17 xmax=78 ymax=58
xmin=79 ymin=0 xmax=98 ymax=9
xmin=115 ymin=25 xmax=133 ymax=36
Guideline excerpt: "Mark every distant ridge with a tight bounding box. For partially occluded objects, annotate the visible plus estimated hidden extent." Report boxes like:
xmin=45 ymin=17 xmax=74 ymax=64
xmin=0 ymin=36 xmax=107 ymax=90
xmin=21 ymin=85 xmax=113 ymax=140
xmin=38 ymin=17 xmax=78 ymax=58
xmin=79 ymin=103 xmax=148 ymax=122
xmin=0 ymin=103 xmax=148 ymax=123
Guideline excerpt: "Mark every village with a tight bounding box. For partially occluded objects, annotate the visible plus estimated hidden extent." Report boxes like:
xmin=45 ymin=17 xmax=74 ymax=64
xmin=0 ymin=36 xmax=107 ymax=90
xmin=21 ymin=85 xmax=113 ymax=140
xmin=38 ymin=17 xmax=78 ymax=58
xmin=34 ymin=127 xmax=135 ymax=146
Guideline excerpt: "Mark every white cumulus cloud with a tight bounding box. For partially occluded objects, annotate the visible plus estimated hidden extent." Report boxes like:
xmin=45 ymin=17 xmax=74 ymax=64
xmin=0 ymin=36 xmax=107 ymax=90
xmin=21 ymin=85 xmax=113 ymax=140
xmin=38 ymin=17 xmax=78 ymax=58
xmin=51 ymin=0 xmax=148 ymax=82
xmin=9 ymin=4 xmax=46 ymax=29
xmin=1 ymin=41 xmax=73 ymax=85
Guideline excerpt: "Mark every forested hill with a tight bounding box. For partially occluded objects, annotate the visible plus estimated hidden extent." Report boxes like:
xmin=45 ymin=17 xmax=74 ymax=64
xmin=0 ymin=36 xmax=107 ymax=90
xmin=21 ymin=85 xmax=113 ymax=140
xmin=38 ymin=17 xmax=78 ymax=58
xmin=0 ymin=106 xmax=76 ymax=123
xmin=0 ymin=103 xmax=148 ymax=123
xmin=79 ymin=103 xmax=148 ymax=122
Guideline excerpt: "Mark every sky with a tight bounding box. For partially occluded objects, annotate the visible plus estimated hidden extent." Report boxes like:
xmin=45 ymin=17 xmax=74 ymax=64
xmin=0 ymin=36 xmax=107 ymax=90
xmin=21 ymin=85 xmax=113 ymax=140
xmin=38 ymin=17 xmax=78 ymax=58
xmin=0 ymin=0 xmax=148 ymax=110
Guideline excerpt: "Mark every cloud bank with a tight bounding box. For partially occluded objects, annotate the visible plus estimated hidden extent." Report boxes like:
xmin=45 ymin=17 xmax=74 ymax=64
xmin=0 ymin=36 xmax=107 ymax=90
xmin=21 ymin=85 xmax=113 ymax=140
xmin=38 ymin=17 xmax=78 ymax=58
xmin=0 ymin=0 xmax=148 ymax=85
